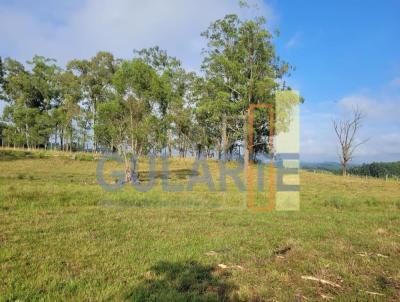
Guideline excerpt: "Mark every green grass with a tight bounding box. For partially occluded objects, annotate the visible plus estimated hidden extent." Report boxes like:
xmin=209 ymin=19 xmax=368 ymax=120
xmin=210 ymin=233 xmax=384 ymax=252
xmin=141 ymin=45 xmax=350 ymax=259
xmin=0 ymin=149 xmax=399 ymax=301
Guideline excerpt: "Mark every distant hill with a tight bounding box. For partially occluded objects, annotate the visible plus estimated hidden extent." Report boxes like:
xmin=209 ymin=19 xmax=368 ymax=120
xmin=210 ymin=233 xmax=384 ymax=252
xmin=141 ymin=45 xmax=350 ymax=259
xmin=301 ymin=161 xmax=400 ymax=178
xmin=301 ymin=161 xmax=342 ymax=172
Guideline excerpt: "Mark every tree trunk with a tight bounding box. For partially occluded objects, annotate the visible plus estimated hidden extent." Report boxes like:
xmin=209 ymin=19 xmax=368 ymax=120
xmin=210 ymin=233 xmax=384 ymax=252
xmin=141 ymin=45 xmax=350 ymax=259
xmin=69 ymin=125 xmax=73 ymax=153
xmin=122 ymin=151 xmax=132 ymax=183
xmin=167 ymin=129 xmax=173 ymax=157
xmin=342 ymin=163 xmax=347 ymax=176
xmin=25 ymin=123 xmax=30 ymax=150
xmin=222 ymin=113 xmax=227 ymax=161
xmin=55 ymin=125 xmax=58 ymax=149
xmin=92 ymin=100 xmax=97 ymax=153
xmin=60 ymin=128 xmax=64 ymax=151
xmin=243 ymin=111 xmax=249 ymax=182
xmin=83 ymin=133 xmax=86 ymax=152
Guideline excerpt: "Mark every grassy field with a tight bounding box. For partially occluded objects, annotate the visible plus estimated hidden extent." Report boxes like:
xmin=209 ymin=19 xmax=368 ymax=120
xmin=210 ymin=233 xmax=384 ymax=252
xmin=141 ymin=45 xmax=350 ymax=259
xmin=0 ymin=149 xmax=399 ymax=301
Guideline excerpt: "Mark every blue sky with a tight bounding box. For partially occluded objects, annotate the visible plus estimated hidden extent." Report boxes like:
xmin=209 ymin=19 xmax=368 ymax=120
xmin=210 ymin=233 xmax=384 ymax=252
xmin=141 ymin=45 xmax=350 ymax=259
xmin=271 ymin=0 xmax=400 ymax=162
xmin=275 ymin=0 xmax=400 ymax=101
xmin=0 ymin=0 xmax=399 ymax=162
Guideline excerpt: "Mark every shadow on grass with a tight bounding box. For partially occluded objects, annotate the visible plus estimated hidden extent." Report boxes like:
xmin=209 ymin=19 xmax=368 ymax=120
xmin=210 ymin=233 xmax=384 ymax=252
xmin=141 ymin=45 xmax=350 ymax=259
xmin=0 ymin=150 xmax=36 ymax=161
xmin=128 ymin=260 xmax=241 ymax=302
xmin=139 ymin=169 xmax=199 ymax=181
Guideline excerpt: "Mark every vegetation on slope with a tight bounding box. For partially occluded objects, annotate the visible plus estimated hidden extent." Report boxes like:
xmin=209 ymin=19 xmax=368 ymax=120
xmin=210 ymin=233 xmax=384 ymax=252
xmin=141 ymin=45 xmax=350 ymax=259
xmin=0 ymin=150 xmax=399 ymax=301
xmin=349 ymin=161 xmax=400 ymax=178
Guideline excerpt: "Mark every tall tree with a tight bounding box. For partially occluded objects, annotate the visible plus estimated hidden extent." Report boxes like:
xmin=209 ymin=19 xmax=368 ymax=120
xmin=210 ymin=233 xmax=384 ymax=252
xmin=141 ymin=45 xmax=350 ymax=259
xmin=112 ymin=58 xmax=158 ymax=156
xmin=201 ymin=13 xmax=289 ymax=166
xmin=56 ymin=70 xmax=82 ymax=151
xmin=95 ymin=98 xmax=133 ymax=182
xmin=0 ymin=121 xmax=7 ymax=147
xmin=0 ymin=56 xmax=5 ymax=99
xmin=1 ymin=56 xmax=60 ymax=149
xmin=135 ymin=47 xmax=194 ymax=157
xmin=67 ymin=52 xmax=119 ymax=152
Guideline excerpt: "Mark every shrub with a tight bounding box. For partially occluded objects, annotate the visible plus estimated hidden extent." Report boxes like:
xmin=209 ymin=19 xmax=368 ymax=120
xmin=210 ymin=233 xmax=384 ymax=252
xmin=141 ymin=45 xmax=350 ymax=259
xmin=76 ymin=153 xmax=95 ymax=161
xmin=324 ymin=195 xmax=347 ymax=209
xmin=364 ymin=197 xmax=379 ymax=207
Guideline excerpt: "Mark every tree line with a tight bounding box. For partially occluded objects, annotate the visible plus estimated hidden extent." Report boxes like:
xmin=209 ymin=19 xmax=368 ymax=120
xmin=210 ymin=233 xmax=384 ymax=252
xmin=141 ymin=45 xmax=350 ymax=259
xmin=0 ymin=12 xmax=298 ymax=180
xmin=348 ymin=161 xmax=400 ymax=179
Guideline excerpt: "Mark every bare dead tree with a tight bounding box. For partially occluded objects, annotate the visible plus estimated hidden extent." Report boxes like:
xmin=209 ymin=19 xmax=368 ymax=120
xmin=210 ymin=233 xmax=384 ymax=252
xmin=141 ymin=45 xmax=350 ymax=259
xmin=333 ymin=107 xmax=367 ymax=176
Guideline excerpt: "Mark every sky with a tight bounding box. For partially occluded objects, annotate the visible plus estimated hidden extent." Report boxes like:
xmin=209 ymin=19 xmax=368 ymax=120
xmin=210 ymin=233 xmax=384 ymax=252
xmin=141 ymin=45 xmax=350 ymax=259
xmin=0 ymin=0 xmax=399 ymax=163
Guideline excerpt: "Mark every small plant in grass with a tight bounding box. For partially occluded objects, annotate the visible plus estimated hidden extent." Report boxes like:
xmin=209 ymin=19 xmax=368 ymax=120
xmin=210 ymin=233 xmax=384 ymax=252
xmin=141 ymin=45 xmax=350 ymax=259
xmin=324 ymin=195 xmax=347 ymax=209
xmin=75 ymin=153 xmax=95 ymax=161
xmin=364 ymin=197 xmax=379 ymax=207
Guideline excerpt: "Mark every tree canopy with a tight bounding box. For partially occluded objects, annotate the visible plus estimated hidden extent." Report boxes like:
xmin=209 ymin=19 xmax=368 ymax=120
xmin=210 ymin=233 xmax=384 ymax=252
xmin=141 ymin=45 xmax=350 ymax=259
xmin=0 ymin=10 xmax=300 ymax=180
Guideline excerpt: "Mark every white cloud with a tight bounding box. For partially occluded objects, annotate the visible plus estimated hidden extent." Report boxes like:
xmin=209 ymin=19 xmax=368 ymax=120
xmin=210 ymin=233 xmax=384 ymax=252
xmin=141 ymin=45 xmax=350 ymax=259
xmin=301 ymin=81 xmax=400 ymax=163
xmin=285 ymin=31 xmax=302 ymax=49
xmin=300 ymin=102 xmax=338 ymax=162
xmin=0 ymin=0 xmax=275 ymax=70
xmin=0 ymin=0 xmax=275 ymax=117
xmin=337 ymin=94 xmax=400 ymax=122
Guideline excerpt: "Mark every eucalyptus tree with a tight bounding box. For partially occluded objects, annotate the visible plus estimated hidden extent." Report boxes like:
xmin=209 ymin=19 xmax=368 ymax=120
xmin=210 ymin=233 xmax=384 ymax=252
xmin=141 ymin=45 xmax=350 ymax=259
xmin=0 ymin=121 xmax=7 ymax=147
xmin=192 ymin=77 xmax=226 ymax=158
xmin=0 ymin=58 xmax=26 ymax=147
xmin=96 ymin=57 xmax=167 ymax=181
xmin=0 ymin=57 xmax=5 ymax=99
xmin=67 ymin=51 xmax=119 ymax=151
xmin=95 ymin=98 xmax=133 ymax=181
xmin=134 ymin=47 xmax=194 ymax=156
xmin=1 ymin=56 xmax=60 ymax=149
xmin=201 ymin=14 xmax=290 ymax=166
xmin=112 ymin=58 xmax=158 ymax=156
xmin=27 ymin=56 xmax=61 ymax=149
xmin=56 ymin=70 xmax=82 ymax=151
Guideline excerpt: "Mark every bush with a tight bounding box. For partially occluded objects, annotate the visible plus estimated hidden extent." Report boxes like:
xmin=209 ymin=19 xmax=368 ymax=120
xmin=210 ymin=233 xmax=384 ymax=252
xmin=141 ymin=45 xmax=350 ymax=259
xmin=37 ymin=152 xmax=46 ymax=159
xmin=324 ymin=195 xmax=348 ymax=209
xmin=364 ymin=197 xmax=379 ymax=207
xmin=75 ymin=153 xmax=95 ymax=161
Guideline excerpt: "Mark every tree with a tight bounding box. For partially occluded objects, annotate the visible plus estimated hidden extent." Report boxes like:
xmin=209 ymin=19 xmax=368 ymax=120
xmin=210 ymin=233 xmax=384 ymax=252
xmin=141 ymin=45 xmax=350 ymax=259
xmin=112 ymin=58 xmax=158 ymax=156
xmin=135 ymin=47 xmax=195 ymax=157
xmin=95 ymin=99 xmax=134 ymax=182
xmin=193 ymin=77 xmax=232 ymax=159
xmin=333 ymin=107 xmax=367 ymax=176
xmin=348 ymin=161 xmax=400 ymax=179
xmin=29 ymin=56 xmax=61 ymax=149
xmin=67 ymin=52 xmax=119 ymax=152
xmin=200 ymin=13 xmax=289 ymax=168
xmin=0 ymin=121 xmax=7 ymax=147
xmin=0 ymin=56 xmax=6 ymax=99
xmin=0 ymin=19 xmax=293 ymax=158
xmin=1 ymin=56 xmax=59 ymax=149
xmin=56 ymin=70 xmax=82 ymax=151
